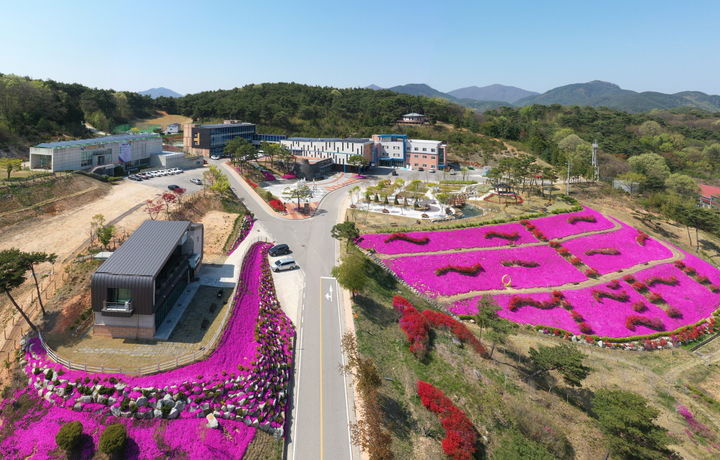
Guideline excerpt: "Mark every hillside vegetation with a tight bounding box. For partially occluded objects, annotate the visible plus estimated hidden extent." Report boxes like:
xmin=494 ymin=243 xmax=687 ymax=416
xmin=0 ymin=73 xmax=155 ymax=153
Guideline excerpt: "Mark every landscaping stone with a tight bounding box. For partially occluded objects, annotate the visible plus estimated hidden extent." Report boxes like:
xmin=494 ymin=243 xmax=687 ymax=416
xmin=206 ymin=413 xmax=219 ymax=429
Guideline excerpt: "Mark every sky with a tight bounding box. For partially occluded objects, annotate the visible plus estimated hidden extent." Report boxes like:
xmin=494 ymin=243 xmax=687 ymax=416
xmin=1 ymin=0 xmax=719 ymax=95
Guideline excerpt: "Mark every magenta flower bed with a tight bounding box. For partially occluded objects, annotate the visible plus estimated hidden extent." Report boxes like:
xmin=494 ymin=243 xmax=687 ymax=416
xmin=635 ymin=262 xmax=720 ymax=327
xmin=562 ymin=222 xmax=673 ymax=274
xmin=358 ymin=222 xmax=537 ymax=255
xmin=0 ymin=394 xmax=257 ymax=459
xmin=386 ymin=245 xmax=586 ymax=297
xmin=227 ymin=214 xmax=255 ymax=255
xmin=5 ymin=242 xmax=295 ymax=456
xmin=529 ymin=207 xmax=615 ymax=240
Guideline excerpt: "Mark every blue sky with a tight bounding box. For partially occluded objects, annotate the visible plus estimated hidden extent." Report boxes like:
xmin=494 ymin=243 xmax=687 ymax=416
xmin=1 ymin=0 xmax=718 ymax=95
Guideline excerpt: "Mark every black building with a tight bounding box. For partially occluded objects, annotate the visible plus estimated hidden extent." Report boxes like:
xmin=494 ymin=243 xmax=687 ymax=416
xmin=91 ymin=220 xmax=203 ymax=339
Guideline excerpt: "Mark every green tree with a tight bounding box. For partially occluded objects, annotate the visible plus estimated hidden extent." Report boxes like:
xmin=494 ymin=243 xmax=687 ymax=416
xmin=331 ymin=221 xmax=360 ymax=248
xmin=0 ymin=158 xmax=23 ymax=180
xmin=592 ymin=389 xmax=676 ymax=460
xmin=96 ymin=224 xmax=115 ymax=250
xmin=20 ymin=251 xmax=57 ymax=316
xmin=628 ymin=153 xmax=670 ymax=189
xmin=99 ymin=423 xmax=127 ymax=455
xmin=474 ymin=295 xmax=516 ymax=358
xmin=276 ymin=144 xmax=295 ymax=172
xmin=0 ymin=249 xmax=37 ymax=331
xmin=282 ymin=184 xmax=313 ymax=209
xmin=527 ymin=344 xmax=591 ymax=389
xmin=331 ymin=251 xmax=369 ymax=298
xmin=704 ymin=143 xmax=720 ymax=171
xmin=492 ymin=431 xmax=555 ymax=460
xmin=56 ymin=421 xmax=83 ymax=452
xmin=347 ymin=154 xmax=368 ymax=172
xmin=637 ymin=120 xmax=663 ymax=137
xmin=664 ymin=173 xmax=699 ymax=198
xmin=224 ymin=137 xmax=257 ymax=173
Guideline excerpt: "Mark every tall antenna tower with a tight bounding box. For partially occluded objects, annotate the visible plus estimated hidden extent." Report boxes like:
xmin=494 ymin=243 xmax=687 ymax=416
xmin=591 ymin=139 xmax=599 ymax=182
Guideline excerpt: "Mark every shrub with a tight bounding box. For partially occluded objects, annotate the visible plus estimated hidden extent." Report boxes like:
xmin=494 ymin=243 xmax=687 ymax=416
xmin=268 ymin=199 xmax=286 ymax=212
xmin=695 ymin=275 xmax=710 ymax=285
xmin=623 ymin=274 xmax=636 ymax=283
xmin=592 ymin=290 xmax=630 ymax=302
xmin=674 ymin=260 xmax=686 ymax=269
xmin=584 ymin=268 xmax=599 ymax=278
xmin=631 ymin=281 xmax=648 ymax=292
xmin=392 ymin=295 xmax=413 ymax=314
xmin=384 ymin=233 xmax=430 ymax=245
xmin=484 ymin=230 xmax=520 ymax=241
xmin=435 ymin=263 xmax=484 ymax=276
xmin=578 ymin=322 xmax=593 ymax=334
xmin=422 ymin=310 xmax=488 ymax=357
xmin=556 ymin=247 xmax=570 ymax=256
xmin=501 ymin=259 xmax=540 ymax=268
xmin=568 ymin=215 xmax=597 ymax=224
xmin=607 ymin=280 xmax=621 ymax=290
xmin=645 ymin=276 xmax=678 ymax=287
xmin=508 ymin=296 xmax=557 ymax=312
xmin=709 ymin=285 xmax=720 ymax=293
xmin=548 ymin=240 xmax=561 ymax=248
xmin=585 ymin=248 xmax=621 ymax=256
xmin=647 ymin=293 xmax=664 ymax=304
xmin=625 ymin=315 xmax=665 ymax=331
xmin=570 ymin=311 xmax=585 ymax=323
xmin=666 ymin=306 xmax=683 ymax=318
xmin=99 ymin=423 xmax=127 ymax=455
xmin=417 ymin=381 xmax=478 ymax=460
xmin=398 ymin=306 xmax=430 ymax=359
xmin=56 ymin=421 xmax=83 ymax=452
xmin=569 ymin=256 xmax=583 ymax=266
xmin=632 ymin=301 xmax=648 ymax=312
xmin=636 ymin=231 xmax=649 ymax=246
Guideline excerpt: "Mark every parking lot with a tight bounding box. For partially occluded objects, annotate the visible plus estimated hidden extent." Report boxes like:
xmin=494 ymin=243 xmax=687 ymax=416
xmin=127 ymin=167 xmax=207 ymax=193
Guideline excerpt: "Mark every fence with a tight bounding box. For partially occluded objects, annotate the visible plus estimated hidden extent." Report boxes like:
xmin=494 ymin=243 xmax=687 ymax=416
xmin=30 ymin=237 xmax=267 ymax=376
xmin=0 ymin=270 xmax=67 ymax=363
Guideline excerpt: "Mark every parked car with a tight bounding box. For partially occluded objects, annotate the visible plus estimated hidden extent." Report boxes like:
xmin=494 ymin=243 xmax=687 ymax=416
xmin=429 ymin=169 xmax=436 ymax=173
xmin=190 ymin=178 xmax=203 ymax=185
xmin=391 ymin=170 xmax=398 ymax=176
xmin=168 ymin=184 xmax=180 ymax=191
xmin=269 ymin=244 xmax=291 ymax=257
xmin=272 ymin=257 xmax=298 ymax=272
xmin=210 ymin=155 xmax=221 ymax=160
xmin=418 ymin=167 xmax=424 ymax=172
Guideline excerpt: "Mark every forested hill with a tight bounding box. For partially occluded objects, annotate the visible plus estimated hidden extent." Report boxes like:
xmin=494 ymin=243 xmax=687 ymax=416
xmin=0 ymin=73 xmax=155 ymax=154
xmin=157 ymin=82 xmax=481 ymax=137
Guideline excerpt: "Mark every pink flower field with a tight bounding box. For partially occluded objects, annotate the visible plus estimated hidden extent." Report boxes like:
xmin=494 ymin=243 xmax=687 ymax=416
xmin=386 ymin=245 xmax=587 ymax=297
xmin=362 ymin=206 xmax=720 ymax=339
xmin=528 ymin=207 xmax=616 ymax=240
xmin=356 ymin=222 xmax=537 ymax=254
xmin=562 ymin=222 xmax=673 ymax=274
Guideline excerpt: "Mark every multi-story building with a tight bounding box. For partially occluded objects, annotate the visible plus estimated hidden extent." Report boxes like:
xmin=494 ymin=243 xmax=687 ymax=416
xmin=700 ymin=184 xmax=720 ymax=210
xmin=183 ymin=121 xmax=287 ymax=157
xmin=280 ymin=137 xmax=374 ymax=167
xmin=281 ymin=134 xmax=446 ymax=171
xmin=29 ymin=133 xmax=163 ymax=172
xmin=92 ymin=220 xmax=203 ymax=339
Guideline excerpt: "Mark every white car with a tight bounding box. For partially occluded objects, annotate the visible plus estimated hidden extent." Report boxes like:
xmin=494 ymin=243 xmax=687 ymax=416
xmin=210 ymin=155 xmax=221 ymax=160
xmin=272 ymin=257 xmax=298 ymax=272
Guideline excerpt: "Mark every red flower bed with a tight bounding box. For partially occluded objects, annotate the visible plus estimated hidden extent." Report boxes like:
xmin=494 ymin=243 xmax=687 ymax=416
xmin=500 ymin=259 xmax=540 ymax=268
xmin=398 ymin=306 xmax=430 ymax=358
xmin=268 ymin=199 xmax=286 ymax=212
xmin=592 ymin=290 xmax=630 ymax=302
xmin=484 ymin=231 xmax=520 ymax=241
xmin=435 ymin=263 xmax=485 ymax=276
xmin=384 ymin=233 xmax=430 ymax=245
xmin=392 ymin=295 xmax=414 ymax=313
xmin=530 ymin=229 xmax=548 ymax=241
xmin=636 ymin=231 xmax=649 ymax=246
xmin=625 ymin=315 xmax=665 ymax=331
xmin=645 ymin=276 xmax=678 ymax=287
xmin=245 ymin=177 xmax=259 ymax=189
xmin=416 ymin=381 xmax=478 ymax=460
xmin=585 ymin=248 xmax=621 ymax=256
xmin=421 ymin=310 xmax=488 ymax=357
xmin=568 ymin=215 xmax=597 ymax=224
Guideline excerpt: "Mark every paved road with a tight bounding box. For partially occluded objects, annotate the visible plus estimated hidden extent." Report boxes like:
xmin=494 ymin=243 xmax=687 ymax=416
xmin=216 ymin=161 xmax=357 ymax=460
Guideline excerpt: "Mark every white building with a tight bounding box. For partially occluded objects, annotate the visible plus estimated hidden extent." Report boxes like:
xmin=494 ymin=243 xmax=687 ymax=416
xmin=29 ymin=134 xmax=163 ymax=172
xmin=280 ymin=137 xmax=374 ymax=166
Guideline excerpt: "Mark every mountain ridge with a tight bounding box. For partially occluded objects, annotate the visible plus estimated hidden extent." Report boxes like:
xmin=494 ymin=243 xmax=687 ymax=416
xmin=447 ymin=84 xmax=538 ymax=103
xmin=139 ymin=87 xmax=183 ymax=98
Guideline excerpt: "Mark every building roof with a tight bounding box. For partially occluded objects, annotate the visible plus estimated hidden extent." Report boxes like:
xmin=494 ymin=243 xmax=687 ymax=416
xmin=285 ymin=137 xmax=371 ymax=143
xmin=403 ymin=113 xmax=425 ymax=117
xmin=95 ymin=220 xmax=191 ymax=278
xmin=700 ymin=184 xmax=720 ymax=198
xmin=35 ymin=133 xmax=161 ymax=149
xmin=197 ymin=122 xmax=255 ymax=129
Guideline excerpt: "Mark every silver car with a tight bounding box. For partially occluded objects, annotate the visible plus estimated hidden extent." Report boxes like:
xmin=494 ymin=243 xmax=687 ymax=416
xmin=272 ymin=257 xmax=298 ymax=272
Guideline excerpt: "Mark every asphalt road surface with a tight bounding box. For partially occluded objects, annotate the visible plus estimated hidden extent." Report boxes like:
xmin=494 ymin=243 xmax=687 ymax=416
xmin=216 ymin=161 xmax=357 ymax=460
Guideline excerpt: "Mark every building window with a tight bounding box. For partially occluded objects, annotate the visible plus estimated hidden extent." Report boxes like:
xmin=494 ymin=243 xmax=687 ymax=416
xmin=80 ymin=151 xmax=93 ymax=167
xmin=107 ymin=287 xmax=131 ymax=304
xmin=423 ymin=164 xmax=427 ymax=168
xmin=414 ymin=163 xmax=418 ymax=166
xmin=422 ymin=148 xmax=427 ymax=152
xmin=431 ymin=148 xmax=435 ymax=152
xmin=423 ymin=155 xmax=427 ymax=159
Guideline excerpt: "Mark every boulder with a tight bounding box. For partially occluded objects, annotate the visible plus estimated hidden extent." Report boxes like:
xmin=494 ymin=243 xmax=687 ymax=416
xmin=154 ymin=409 xmax=163 ymax=418
xmin=206 ymin=413 xmax=219 ymax=429
xmin=73 ymin=403 xmax=84 ymax=412
xmin=136 ymin=396 xmax=148 ymax=407
xmin=174 ymin=401 xmax=186 ymax=412
xmin=78 ymin=395 xmax=93 ymax=404
xmin=120 ymin=411 xmax=133 ymax=418
xmin=111 ymin=406 xmax=121 ymax=417
xmin=168 ymin=407 xmax=180 ymax=419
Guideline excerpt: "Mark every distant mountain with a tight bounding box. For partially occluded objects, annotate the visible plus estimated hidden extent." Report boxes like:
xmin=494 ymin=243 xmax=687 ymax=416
xmin=387 ymin=83 xmax=451 ymax=99
xmin=139 ymin=87 xmax=183 ymax=98
xmin=515 ymin=81 xmax=720 ymax=113
xmin=448 ymin=84 xmax=538 ymax=103
xmin=365 ymin=84 xmax=383 ymax=90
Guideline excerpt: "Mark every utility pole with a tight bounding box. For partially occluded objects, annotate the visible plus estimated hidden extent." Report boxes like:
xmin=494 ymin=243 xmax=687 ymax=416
xmin=592 ymin=139 xmax=599 ymax=182
xmin=566 ymin=157 xmax=571 ymax=195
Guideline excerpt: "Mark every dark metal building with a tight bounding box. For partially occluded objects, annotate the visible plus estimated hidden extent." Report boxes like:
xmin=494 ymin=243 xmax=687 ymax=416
xmin=91 ymin=220 xmax=203 ymax=339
